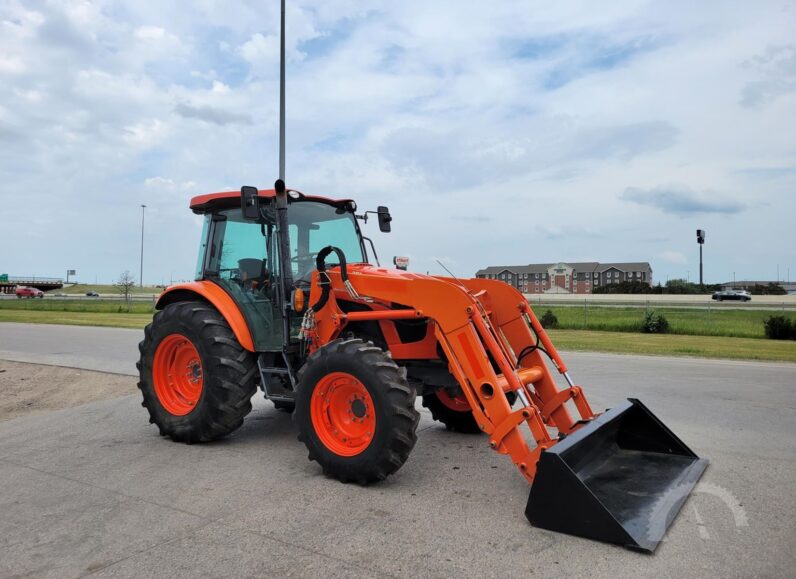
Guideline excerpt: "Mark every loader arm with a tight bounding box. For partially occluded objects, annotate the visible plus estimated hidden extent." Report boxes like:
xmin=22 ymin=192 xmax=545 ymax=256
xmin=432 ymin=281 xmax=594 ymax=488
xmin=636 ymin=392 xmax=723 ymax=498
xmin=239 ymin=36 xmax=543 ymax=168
xmin=305 ymin=264 xmax=708 ymax=552
xmin=305 ymin=265 xmax=596 ymax=483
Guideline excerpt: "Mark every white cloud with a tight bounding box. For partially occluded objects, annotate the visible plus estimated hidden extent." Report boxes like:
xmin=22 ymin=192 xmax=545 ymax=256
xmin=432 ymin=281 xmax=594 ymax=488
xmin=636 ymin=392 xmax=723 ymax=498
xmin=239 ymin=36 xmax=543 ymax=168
xmin=0 ymin=55 xmax=26 ymax=74
xmin=659 ymin=251 xmax=688 ymax=265
xmin=240 ymin=33 xmax=279 ymax=66
xmin=145 ymin=177 xmax=197 ymax=192
xmin=123 ymin=119 xmax=168 ymax=146
xmin=0 ymin=0 xmax=793 ymax=284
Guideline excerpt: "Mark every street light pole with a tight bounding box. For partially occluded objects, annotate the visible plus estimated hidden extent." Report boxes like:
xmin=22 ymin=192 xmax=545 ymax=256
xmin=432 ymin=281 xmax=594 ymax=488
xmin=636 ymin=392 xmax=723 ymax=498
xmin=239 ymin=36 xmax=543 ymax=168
xmin=140 ymin=204 xmax=146 ymax=287
xmin=696 ymin=229 xmax=705 ymax=287
xmin=279 ymin=0 xmax=286 ymax=181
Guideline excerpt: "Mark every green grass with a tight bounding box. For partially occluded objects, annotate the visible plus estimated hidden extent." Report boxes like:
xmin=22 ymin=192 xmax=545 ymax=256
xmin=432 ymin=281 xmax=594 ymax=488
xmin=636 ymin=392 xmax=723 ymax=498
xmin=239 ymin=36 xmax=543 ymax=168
xmin=1 ymin=300 xmax=794 ymax=362
xmin=0 ymin=309 xmax=152 ymax=329
xmin=0 ymin=299 xmax=155 ymax=314
xmin=547 ymin=329 xmax=796 ymax=362
xmin=534 ymin=305 xmax=796 ymax=339
xmin=53 ymin=283 xmax=162 ymax=295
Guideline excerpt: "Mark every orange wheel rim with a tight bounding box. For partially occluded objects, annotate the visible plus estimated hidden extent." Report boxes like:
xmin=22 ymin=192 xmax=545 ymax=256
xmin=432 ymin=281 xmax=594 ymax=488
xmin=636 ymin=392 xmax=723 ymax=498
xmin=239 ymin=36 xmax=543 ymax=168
xmin=153 ymin=333 xmax=204 ymax=416
xmin=310 ymin=372 xmax=375 ymax=456
xmin=437 ymin=390 xmax=471 ymax=412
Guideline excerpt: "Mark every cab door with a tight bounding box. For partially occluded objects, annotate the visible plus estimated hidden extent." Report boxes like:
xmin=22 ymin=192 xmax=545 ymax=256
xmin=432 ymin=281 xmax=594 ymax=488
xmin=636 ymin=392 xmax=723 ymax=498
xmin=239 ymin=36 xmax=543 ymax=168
xmin=202 ymin=206 xmax=284 ymax=351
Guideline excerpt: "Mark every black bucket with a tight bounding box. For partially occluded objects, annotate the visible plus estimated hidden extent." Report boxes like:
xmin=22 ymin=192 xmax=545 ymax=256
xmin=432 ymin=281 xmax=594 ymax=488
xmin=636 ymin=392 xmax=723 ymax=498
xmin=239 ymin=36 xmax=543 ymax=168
xmin=526 ymin=398 xmax=708 ymax=552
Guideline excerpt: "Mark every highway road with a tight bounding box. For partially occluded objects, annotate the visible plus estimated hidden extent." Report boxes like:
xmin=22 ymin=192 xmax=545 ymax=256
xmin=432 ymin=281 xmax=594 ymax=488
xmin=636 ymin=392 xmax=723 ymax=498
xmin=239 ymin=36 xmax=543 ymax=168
xmin=0 ymin=322 xmax=794 ymax=577
xmin=3 ymin=292 xmax=795 ymax=310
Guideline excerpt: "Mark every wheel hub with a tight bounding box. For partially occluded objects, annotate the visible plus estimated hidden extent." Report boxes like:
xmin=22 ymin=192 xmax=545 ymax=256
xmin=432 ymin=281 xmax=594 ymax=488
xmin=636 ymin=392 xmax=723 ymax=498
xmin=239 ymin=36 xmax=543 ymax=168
xmin=310 ymin=372 xmax=375 ymax=456
xmin=351 ymin=398 xmax=366 ymax=418
xmin=152 ymin=334 xmax=204 ymax=416
xmin=189 ymin=362 xmax=202 ymax=382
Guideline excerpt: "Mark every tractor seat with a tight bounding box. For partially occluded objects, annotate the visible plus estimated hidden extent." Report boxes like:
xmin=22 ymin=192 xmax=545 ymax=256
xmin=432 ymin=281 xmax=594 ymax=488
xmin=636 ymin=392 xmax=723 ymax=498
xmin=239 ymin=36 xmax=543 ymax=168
xmin=237 ymin=258 xmax=270 ymax=291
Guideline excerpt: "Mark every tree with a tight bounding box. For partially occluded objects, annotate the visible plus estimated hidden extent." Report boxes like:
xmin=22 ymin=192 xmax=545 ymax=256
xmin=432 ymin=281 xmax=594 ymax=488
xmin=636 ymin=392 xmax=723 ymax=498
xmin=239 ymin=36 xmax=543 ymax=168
xmin=115 ymin=270 xmax=136 ymax=310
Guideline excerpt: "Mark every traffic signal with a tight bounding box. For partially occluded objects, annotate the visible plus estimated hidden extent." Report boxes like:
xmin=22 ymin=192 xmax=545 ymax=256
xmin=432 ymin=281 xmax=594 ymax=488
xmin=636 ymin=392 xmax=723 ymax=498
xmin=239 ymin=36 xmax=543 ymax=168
xmin=696 ymin=229 xmax=705 ymax=244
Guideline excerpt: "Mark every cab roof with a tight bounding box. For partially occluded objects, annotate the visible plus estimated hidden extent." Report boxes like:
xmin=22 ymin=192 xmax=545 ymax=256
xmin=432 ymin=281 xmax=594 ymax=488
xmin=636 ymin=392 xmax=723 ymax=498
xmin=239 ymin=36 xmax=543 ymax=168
xmin=189 ymin=189 xmax=354 ymax=213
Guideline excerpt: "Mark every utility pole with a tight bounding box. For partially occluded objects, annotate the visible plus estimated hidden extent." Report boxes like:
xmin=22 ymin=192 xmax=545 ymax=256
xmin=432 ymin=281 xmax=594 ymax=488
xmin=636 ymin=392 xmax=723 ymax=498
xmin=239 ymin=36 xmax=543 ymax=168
xmin=140 ymin=204 xmax=147 ymax=287
xmin=696 ymin=229 xmax=705 ymax=287
xmin=279 ymin=0 xmax=286 ymax=181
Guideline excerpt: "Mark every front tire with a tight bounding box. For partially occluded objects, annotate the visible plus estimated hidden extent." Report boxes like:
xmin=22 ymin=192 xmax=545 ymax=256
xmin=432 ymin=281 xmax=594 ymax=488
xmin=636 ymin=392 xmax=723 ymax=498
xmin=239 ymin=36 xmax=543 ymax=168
xmin=294 ymin=339 xmax=419 ymax=484
xmin=137 ymin=300 xmax=258 ymax=443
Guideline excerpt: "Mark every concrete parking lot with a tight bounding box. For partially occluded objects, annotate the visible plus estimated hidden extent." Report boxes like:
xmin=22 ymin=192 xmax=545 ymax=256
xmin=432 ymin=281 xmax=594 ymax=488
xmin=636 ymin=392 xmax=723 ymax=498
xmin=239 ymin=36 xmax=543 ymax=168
xmin=1 ymin=323 xmax=794 ymax=578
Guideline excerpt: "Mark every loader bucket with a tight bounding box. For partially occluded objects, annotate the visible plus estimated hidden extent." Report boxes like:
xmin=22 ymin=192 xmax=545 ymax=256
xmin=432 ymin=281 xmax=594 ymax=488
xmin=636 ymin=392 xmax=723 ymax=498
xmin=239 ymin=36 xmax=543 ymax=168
xmin=525 ymin=398 xmax=708 ymax=552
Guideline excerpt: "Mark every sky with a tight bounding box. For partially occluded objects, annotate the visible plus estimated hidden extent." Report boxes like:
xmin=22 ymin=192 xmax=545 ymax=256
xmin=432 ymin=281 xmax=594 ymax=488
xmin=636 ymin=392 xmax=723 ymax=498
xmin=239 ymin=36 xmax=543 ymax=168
xmin=0 ymin=0 xmax=794 ymax=286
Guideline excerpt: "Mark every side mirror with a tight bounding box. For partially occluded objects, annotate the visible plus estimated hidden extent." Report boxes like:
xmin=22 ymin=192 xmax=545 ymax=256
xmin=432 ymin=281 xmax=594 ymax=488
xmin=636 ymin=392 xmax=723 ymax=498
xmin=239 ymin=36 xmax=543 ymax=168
xmin=241 ymin=186 xmax=260 ymax=220
xmin=377 ymin=206 xmax=392 ymax=232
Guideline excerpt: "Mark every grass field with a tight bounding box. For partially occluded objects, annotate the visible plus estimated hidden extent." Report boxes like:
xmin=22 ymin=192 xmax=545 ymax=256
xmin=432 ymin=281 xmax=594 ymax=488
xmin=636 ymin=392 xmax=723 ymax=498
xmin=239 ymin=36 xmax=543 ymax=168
xmin=534 ymin=304 xmax=795 ymax=339
xmin=0 ymin=309 xmax=153 ymax=329
xmin=2 ymin=300 xmax=794 ymax=362
xmin=547 ymin=330 xmax=796 ymax=363
xmin=53 ymin=283 xmax=162 ymax=295
xmin=1 ymin=299 xmax=155 ymax=314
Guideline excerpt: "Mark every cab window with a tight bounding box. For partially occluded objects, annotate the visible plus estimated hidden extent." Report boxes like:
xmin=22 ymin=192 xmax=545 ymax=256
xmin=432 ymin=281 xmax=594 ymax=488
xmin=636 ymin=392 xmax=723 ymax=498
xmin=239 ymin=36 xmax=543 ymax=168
xmin=287 ymin=202 xmax=364 ymax=281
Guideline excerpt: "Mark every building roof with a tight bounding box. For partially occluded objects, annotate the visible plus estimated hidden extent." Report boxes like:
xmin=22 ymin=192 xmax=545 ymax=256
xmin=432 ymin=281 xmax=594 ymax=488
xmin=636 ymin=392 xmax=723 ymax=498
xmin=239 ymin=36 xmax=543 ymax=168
xmin=597 ymin=262 xmax=652 ymax=273
xmin=475 ymin=261 xmax=651 ymax=276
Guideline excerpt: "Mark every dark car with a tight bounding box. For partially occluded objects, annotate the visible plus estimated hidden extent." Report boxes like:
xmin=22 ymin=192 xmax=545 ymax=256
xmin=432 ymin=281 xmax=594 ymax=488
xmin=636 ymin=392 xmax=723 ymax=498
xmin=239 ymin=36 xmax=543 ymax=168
xmin=85 ymin=291 xmax=100 ymax=297
xmin=16 ymin=287 xmax=44 ymax=298
xmin=712 ymin=289 xmax=751 ymax=302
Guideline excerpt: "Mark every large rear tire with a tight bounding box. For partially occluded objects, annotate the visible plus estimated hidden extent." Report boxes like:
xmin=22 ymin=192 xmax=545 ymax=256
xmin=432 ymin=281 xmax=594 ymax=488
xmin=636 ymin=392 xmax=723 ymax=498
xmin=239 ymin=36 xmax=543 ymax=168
xmin=294 ymin=338 xmax=419 ymax=484
xmin=137 ymin=300 xmax=258 ymax=443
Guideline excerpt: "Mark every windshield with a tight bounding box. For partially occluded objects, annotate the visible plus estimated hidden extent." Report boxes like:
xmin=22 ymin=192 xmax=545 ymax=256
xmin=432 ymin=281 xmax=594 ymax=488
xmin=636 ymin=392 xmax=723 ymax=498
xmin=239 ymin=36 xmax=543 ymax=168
xmin=288 ymin=201 xmax=365 ymax=280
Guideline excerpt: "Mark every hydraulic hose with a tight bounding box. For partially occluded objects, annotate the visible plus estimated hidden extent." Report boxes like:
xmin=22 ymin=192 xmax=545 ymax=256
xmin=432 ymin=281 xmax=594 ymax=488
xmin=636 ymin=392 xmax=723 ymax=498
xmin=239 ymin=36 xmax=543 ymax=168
xmin=311 ymin=246 xmax=349 ymax=312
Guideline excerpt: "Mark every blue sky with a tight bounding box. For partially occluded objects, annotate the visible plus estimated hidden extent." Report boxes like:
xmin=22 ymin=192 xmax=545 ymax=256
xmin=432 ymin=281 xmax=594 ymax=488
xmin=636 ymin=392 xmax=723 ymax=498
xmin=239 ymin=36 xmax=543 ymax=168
xmin=0 ymin=0 xmax=794 ymax=285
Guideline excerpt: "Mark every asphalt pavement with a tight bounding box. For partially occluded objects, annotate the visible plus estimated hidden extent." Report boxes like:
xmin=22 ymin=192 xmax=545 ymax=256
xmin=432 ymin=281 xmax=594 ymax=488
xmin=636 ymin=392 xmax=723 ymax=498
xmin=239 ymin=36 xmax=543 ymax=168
xmin=1 ymin=323 xmax=794 ymax=578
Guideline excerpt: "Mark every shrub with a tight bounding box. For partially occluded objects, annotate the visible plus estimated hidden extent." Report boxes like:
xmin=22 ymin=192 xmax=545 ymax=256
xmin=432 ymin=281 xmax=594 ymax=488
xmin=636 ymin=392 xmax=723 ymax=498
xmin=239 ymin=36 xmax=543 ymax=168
xmin=642 ymin=310 xmax=670 ymax=333
xmin=540 ymin=309 xmax=559 ymax=329
xmin=764 ymin=316 xmax=794 ymax=340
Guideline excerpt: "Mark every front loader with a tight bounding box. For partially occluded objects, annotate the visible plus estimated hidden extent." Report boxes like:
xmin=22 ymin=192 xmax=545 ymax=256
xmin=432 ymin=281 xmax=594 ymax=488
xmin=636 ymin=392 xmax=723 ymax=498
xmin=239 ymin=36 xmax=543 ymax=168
xmin=137 ymin=180 xmax=707 ymax=552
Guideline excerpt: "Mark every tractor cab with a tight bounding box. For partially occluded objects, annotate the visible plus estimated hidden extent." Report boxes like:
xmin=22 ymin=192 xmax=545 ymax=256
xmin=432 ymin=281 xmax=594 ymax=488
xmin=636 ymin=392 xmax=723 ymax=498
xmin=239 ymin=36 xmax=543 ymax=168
xmin=189 ymin=185 xmax=387 ymax=352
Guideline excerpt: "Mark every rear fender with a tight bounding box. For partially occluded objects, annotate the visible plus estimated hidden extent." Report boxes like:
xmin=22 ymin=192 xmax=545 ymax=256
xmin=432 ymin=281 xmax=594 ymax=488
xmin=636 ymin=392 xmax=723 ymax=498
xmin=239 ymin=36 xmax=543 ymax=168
xmin=156 ymin=281 xmax=255 ymax=352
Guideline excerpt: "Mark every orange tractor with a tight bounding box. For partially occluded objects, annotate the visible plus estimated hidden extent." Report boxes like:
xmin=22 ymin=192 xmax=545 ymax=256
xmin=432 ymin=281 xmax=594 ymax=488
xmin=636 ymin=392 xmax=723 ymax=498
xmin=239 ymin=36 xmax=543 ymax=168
xmin=138 ymin=179 xmax=707 ymax=551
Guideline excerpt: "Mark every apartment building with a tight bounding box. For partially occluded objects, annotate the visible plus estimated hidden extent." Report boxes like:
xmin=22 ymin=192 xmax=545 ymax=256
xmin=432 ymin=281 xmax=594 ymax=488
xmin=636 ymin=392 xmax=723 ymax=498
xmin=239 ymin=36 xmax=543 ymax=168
xmin=475 ymin=262 xmax=653 ymax=294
